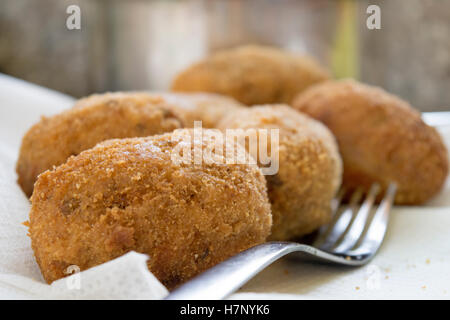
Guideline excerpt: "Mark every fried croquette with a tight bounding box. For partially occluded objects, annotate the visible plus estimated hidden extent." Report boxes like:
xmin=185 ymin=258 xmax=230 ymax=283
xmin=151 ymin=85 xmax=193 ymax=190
xmin=76 ymin=91 xmax=243 ymax=128
xmin=292 ymin=79 xmax=449 ymax=204
xmin=17 ymin=92 xmax=184 ymax=197
xmin=171 ymin=45 xmax=330 ymax=105
xmin=29 ymin=131 xmax=272 ymax=289
xmin=159 ymin=92 xmax=244 ymax=128
xmin=218 ymin=105 xmax=342 ymax=240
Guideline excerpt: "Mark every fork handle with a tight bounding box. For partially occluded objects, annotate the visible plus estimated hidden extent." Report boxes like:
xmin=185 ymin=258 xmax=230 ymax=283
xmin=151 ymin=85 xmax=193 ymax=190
xmin=165 ymin=241 xmax=300 ymax=300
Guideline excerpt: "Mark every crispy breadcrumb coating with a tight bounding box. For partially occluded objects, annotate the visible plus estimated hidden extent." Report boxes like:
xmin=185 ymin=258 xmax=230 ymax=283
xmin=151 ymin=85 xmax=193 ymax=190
xmin=17 ymin=92 xmax=184 ymax=197
xmin=292 ymin=79 xmax=449 ymax=204
xmin=171 ymin=45 xmax=330 ymax=105
xmin=219 ymin=105 xmax=342 ymax=240
xmin=29 ymin=131 xmax=271 ymax=289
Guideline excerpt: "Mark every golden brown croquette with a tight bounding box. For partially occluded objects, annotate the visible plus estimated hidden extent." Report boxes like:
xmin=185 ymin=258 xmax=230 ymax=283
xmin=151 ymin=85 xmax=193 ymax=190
xmin=218 ymin=105 xmax=342 ymax=240
xmin=17 ymin=92 xmax=184 ymax=197
xmin=29 ymin=131 xmax=272 ymax=289
xmin=171 ymin=45 xmax=330 ymax=105
xmin=292 ymin=79 xmax=449 ymax=204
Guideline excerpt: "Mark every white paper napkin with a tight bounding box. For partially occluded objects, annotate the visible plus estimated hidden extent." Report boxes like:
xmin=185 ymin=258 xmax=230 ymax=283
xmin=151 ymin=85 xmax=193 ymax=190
xmin=0 ymin=73 xmax=449 ymax=300
xmin=0 ymin=74 xmax=169 ymax=299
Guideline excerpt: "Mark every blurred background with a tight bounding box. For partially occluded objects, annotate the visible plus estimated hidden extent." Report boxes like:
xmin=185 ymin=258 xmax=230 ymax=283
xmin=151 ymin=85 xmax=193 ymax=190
xmin=0 ymin=0 xmax=449 ymax=111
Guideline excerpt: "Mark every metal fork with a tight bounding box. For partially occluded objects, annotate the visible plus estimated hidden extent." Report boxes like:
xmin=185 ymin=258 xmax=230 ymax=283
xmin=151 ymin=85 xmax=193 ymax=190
xmin=166 ymin=183 xmax=397 ymax=300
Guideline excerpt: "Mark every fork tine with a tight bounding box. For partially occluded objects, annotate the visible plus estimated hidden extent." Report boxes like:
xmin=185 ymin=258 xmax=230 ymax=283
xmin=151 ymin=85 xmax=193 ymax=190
xmin=316 ymin=187 xmax=363 ymax=251
xmin=331 ymin=184 xmax=380 ymax=253
xmin=330 ymin=187 xmax=346 ymax=216
xmin=350 ymin=183 xmax=397 ymax=256
xmin=313 ymin=188 xmax=345 ymax=246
